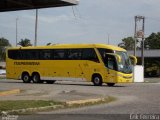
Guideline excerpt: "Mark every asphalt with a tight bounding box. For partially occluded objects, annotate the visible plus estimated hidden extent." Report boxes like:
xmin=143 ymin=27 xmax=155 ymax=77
xmin=40 ymin=82 xmax=160 ymax=114
xmin=0 ymin=78 xmax=159 ymax=102
xmin=0 ymin=75 xmax=160 ymax=99
xmin=0 ymin=78 xmax=160 ymax=120
xmin=0 ymin=79 xmax=107 ymax=101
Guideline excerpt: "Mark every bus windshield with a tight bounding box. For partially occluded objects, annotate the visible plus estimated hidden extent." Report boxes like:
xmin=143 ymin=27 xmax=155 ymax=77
xmin=116 ymin=51 xmax=132 ymax=74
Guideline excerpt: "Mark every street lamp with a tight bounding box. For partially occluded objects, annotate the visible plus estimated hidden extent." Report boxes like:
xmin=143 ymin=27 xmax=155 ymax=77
xmin=16 ymin=17 xmax=18 ymax=47
xmin=34 ymin=9 xmax=38 ymax=46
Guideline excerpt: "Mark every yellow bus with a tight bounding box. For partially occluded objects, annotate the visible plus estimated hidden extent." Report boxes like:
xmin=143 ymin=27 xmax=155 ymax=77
xmin=6 ymin=44 xmax=136 ymax=86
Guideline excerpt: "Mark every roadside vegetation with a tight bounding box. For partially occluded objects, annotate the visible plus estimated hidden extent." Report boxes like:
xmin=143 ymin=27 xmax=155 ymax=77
xmin=0 ymin=97 xmax=116 ymax=115
xmin=0 ymin=100 xmax=62 ymax=113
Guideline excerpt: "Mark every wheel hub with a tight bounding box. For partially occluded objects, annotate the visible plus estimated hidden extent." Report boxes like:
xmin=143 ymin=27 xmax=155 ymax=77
xmin=94 ymin=77 xmax=100 ymax=84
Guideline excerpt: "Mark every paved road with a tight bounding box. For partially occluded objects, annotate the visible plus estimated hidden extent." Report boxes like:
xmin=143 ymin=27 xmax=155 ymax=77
xmin=40 ymin=83 xmax=160 ymax=114
xmin=0 ymin=79 xmax=160 ymax=120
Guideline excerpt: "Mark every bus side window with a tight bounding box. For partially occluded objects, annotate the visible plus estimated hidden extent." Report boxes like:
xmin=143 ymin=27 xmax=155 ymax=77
xmin=31 ymin=50 xmax=40 ymax=60
xmin=53 ymin=49 xmax=67 ymax=60
xmin=98 ymin=48 xmax=113 ymax=64
xmin=8 ymin=50 xmax=21 ymax=60
xmin=21 ymin=50 xmax=34 ymax=60
xmin=108 ymin=57 xmax=114 ymax=70
xmin=44 ymin=50 xmax=51 ymax=60
xmin=68 ymin=49 xmax=82 ymax=60
xmin=82 ymin=49 xmax=99 ymax=62
xmin=106 ymin=55 xmax=118 ymax=71
xmin=39 ymin=50 xmax=51 ymax=60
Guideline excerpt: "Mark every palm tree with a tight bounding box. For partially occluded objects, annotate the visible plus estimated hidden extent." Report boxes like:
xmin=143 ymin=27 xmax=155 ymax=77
xmin=46 ymin=43 xmax=52 ymax=46
xmin=18 ymin=38 xmax=32 ymax=47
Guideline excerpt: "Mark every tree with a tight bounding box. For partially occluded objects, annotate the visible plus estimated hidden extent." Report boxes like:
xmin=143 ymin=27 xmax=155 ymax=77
xmin=0 ymin=37 xmax=11 ymax=61
xmin=46 ymin=43 xmax=52 ymax=46
xmin=18 ymin=38 xmax=32 ymax=47
xmin=118 ymin=37 xmax=135 ymax=50
xmin=145 ymin=32 xmax=160 ymax=49
xmin=0 ymin=37 xmax=11 ymax=47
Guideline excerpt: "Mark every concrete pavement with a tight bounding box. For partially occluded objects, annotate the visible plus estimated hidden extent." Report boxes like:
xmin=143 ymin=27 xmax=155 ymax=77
xmin=0 ymin=79 xmax=160 ymax=117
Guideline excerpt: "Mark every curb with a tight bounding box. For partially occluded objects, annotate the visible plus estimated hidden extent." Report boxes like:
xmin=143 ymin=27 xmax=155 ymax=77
xmin=0 ymin=89 xmax=20 ymax=96
xmin=65 ymin=98 xmax=106 ymax=106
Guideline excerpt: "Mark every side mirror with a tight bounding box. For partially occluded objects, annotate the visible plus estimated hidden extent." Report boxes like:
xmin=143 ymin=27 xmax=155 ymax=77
xmin=129 ymin=55 xmax=137 ymax=66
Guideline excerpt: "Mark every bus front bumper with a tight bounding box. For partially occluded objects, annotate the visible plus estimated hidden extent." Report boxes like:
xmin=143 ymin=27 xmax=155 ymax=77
xmin=117 ymin=73 xmax=133 ymax=83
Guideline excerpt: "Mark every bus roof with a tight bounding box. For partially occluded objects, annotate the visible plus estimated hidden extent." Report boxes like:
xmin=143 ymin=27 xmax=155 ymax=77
xmin=8 ymin=44 xmax=126 ymax=52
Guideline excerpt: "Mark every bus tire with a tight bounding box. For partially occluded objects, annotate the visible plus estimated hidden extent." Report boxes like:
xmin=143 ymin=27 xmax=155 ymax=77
xmin=107 ymin=83 xmax=115 ymax=87
xmin=22 ymin=72 xmax=31 ymax=83
xmin=92 ymin=74 xmax=102 ymax=86
xmin=46 ymin=80 xmax=55 ymax=84
xmin=32 ymin=73 xmax=41 ymax=83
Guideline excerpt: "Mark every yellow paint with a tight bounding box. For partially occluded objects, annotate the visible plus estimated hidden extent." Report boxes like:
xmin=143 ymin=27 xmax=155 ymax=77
xmin=6 ymin=44 xmax=133 ymax=84
xmin=0 ymin=89 xmax=20 ymax=96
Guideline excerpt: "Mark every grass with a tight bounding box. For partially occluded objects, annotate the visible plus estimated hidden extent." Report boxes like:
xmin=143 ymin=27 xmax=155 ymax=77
xmin=0 ymin=100 xmax=63 ymax=113
xmin=0 ymin=97 xmax=116 ymax=114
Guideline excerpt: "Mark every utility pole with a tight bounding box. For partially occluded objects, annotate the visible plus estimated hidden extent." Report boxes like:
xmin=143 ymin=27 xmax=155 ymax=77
xmin=134 ymin=16 xmax=137 ymax=56
xmin=134 ymin=16 xmax=145 ymax=66
xmin=34 ymin=9 xmax=38 ymax=46
xmin=142 ymin=17 xmax=145 ymax=67
xmin=16 ymin=17 xmax=18 ymax=47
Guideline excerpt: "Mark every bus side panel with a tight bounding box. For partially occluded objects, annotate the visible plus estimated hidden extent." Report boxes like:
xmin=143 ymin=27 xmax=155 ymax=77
xmin=80 ymin=60 xmax=105 ymax=82
xmin=106 ymin=69 xmax=118 ymax=83
xmin=76 ymin=60 xmax=90 ymax=81
xmin=6 ymin=59 xmax=15 ymax=79
xmin=38 ymin=60 xmax=76 ymax=79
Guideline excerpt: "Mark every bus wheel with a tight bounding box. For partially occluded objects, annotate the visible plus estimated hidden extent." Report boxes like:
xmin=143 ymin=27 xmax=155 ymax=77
xmin=22 ymin=72 xmax=31 ymax=83
xmin=46 ymin=80 xmax=55 ymax=84
xmin=92 ymin=75 xmax=102 ymax=86
xmin=107 ymin=83 xmax=115 ymax=87
xmin=32 ymin=73 xmax=41 ymax=83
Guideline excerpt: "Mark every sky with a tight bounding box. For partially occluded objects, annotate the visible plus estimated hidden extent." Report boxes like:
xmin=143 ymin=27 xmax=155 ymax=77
xmin=0 ymin=0 xmax=160 ymax=46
